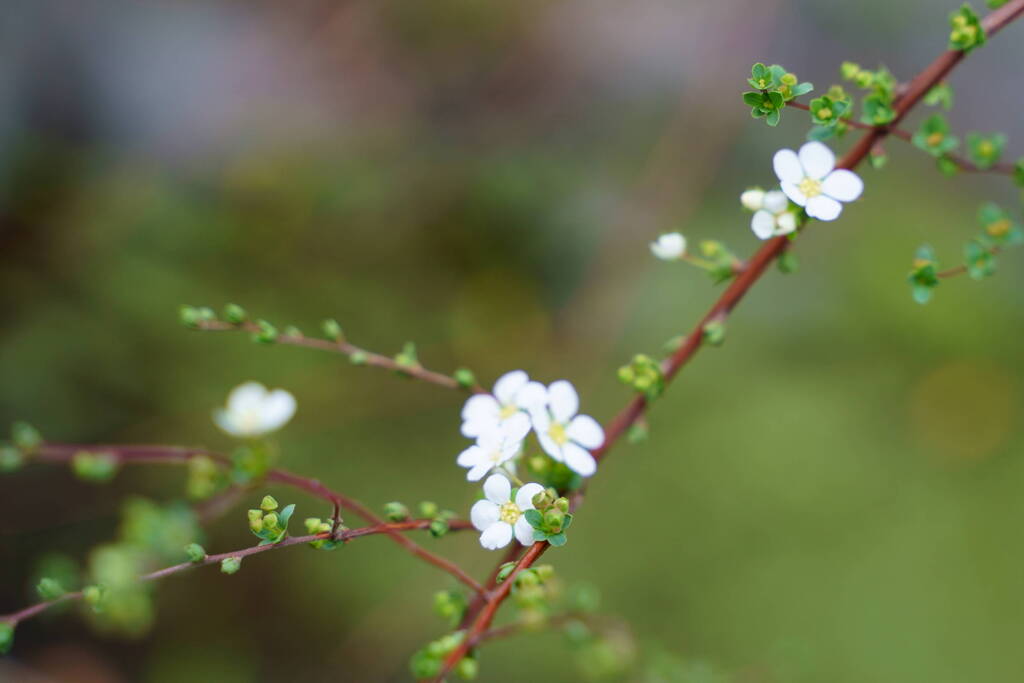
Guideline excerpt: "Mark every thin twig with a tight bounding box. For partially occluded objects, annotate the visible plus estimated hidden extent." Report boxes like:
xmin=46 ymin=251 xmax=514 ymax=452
xmin=34 ymin=443 xmax=484 ymax=594
xmin=0 ymin=518 xmax=471 ymax=627
xmin=193 ymin=320 xmax=482 ymax=392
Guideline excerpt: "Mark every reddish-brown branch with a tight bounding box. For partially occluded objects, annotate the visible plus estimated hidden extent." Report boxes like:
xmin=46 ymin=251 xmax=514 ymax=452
xmin=193 ymin=320 xmax=482 ymax=392
xmin=434 ymin=3 xmax=1024 ymax=678
xmin=0 ymin=518 xmax=470 ymax=627
xmin=34 ymin=443 xmax=484 ymax=594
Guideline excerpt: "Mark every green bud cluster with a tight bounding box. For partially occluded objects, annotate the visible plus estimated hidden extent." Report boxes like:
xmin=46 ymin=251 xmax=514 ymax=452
xmin=924 ymin=82 xmax=954 ymax=110
xmin=416 ymin=502 xmax=457 ymax=538
xmin=912 ymin=114 xmax=960 ymax=171
xmin=82 ymin=584 xmax=105 ymax=611
xmin=71 ymin=451 xmax=120 ymax=483
xmin=303 ymin=517 xmax=342 ymax=550
xmin=617 ymin=354 xmax=664 ymax=400
xmin=230 ymin=443 xmax=272 ymax=484
xmin=838 ymin=62 xmax=897 ymax=128
xmin=949 ymin=4 xmax=986 ymax=52
xmin=321 ymin=318 xmax=344 ymax=341
xmin=36 ymin=577 xmax=67 ymax=601
xmin=248 ymin=496 xmax=295 ymax=546
xmin=0 ymin=422 xmax=41 ymax=473
xmin=222 ymin=303 xmax=248 ymax=324
xmin=251 ymin=319 xmax=278 ymax=344
xmin=510 ymin=564 xmax=559 ymax=623
xmin=409 ymin=631 xmax=477 ymax=680
xmin=523 ymin=491 xmax=572 ymax=547
xmin=742 ymin=62 xmax=813 ymax=127
xmin=698 ymin=240 xmax=741 ymax=284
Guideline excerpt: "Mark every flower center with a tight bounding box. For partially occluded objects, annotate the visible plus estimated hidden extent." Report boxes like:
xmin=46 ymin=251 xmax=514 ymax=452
xmin=499 ymin=403 xmax=519 ymax=420
xmin=548 ymin=421 xmax=569 ymax=446
xmin=499 ymin=502 xmax=521 ymax=524
xmin=987 ymin=219 xmax=1011 ymax=237
xmin=798 ymin=178 xmax=823 ymax=198
xmin=926 ymin=132 xmax=944 ymax=147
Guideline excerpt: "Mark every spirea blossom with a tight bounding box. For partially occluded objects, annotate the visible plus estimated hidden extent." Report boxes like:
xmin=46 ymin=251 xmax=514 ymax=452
xmin=650 ymin=232 xmax=686 ymax=261
xmin=456 ymin=418 xmax=530 ymax=481
xmin=530 ymin=380 xmax=604 ymax=477
xmin=460 ymin=370 xmax=545 ymax=439
xmin=749 ymin=189 xmax=797 ymax=240
xmin=470 ymin=474 xmax=545 ymax=549
xmin=773 ymin=141 xmax=863 ymax=221
xmin=214 ymin=382 xmax=296 ymax=438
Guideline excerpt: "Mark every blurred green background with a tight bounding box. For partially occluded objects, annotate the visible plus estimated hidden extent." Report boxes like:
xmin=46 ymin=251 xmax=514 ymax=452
xmin=3 ymin=0 xmax=1024 ymax=681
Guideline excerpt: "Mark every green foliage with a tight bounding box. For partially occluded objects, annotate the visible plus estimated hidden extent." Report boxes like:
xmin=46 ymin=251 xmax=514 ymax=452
xmin=1014 ymin=158 xmax=1024 ymax=187
xmin=964 ymin=239 xmax=997 ymax=280
xmin=248 ymin=498 xmax=295 ymax=546
xmin=321 ymin=318 xmax=343 ymax=341
xmin=924 ymin=82 xmax=954 ymax=110
xmin=987 ymin=0 xmax=1009 ymax=7
xmin=743 ymin=90 xmax=784 ymax=126
xmin=861 ymin=93 xmax=896 ymax=126
xmin=394 ymin=341 xmax=420 ymax=372
xmin=184 ymin=543 xmax=206 ymax=563
xmin=908 ymin=245 xmax=940 ymax=304
xmin=71 ymin=451 xmax=120 ymax=483
xmin=809 ymin=95 xmax=849 ymax=128
xmin=949 ymin=4 xmax=986 ymax=52
xmin=702 ymin=320 xmax=726 ymax=347
xmin=251 ymin=319 xmax=278 ymax=344
xmin=777 ymin=250 xmax=799 ymax=276
xmin=617 ymin=354 xmax=664 ymax=400
xmin=626 ymin=422 xmax=649 ymax=444
xmin=524 ymin=498 xmax=573 ymax=547
xmin=0 ymin=622 xmax=13 ymax=655
xmin=12 ymin=421 xmax=41 ymax=452
xmin=453 ymin=367 xmax=477 ymax=389
xmin=977 ymin=202 xmax=1024 ymax=245
xmin=383 ymin=501 xmax=410 ymax=521
xmin=178 ymin=304 xmax=216 ymax=329
xmin=912 ymin=114 xmax=959 ymax=157
xmin=409 ymin=631 xmax=473 ymax=680
xmin=433 ymin=590 xmax=468 ymax=627
xmin=222 ymin=303 xmax=247 ymax=324
xmin=230 ymin=443 xmax=273 ymax=484
xmin=186 ymin=455 xmax=225 ymax=500
xmin=698 ymin=240 xmax=740 ymax=284
xmin=36 ymin=577 xmax=66 ymax=601
xmin=220 ymin=557 xmax=242 ymax=575
xmin=0 ymin=445 xmax=24 ymax=473
xmin=966 ymin=132 xmax=1007 ymax=169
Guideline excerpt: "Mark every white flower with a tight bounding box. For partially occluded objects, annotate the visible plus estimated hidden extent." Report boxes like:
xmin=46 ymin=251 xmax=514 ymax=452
xmin=740 ymin=188 xmax=766 ymax=211
xmin=649 ymin=232 xmax=686 ymax=261
xmin=213 ymin=382 xmax=296 ymax=438
xmin=456 ymin=419 xmax=530 ymax=481
xmin=460 ymin=370 xmax=545 ymax=439
xmin=531 ymin=380 xmax=604 ymax=477
xmin=470 ymin=474 xmax=546 ymax=549
xmin=750 ymin=189 xmax=797 ymax=240
xmin=772 ymin=141 xmax=863 ymax=221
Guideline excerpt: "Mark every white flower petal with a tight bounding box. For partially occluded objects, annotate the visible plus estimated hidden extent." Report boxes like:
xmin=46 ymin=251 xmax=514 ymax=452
xmin=483 ymin=473 xmax=512 ymax=503
xmin=470 ymin=500 xmax=499 ymax=531
xmin=775 ymin=211 xmax=797 ymax=235
xmin=515 ymin=483 xmax=546 ymax=511
xmin=259 ymin=389 xmax=296 ymax=432
xmin=650 ymin=232 xmax=686 ymax=261
xmin=227 ymin=382 xmax=267 ymax=414
xmin=751 ymin=210 xmax=776 ymax=240
xmin=547 ymin=381 xmax=579 ymax=422
xmin=798 ymin=141 xmax=835 ymax=180
xmin=772 ymin=149 xmax=803 ymax=184
xmin=461 ymin=394 xmax=500 ymax=423
xmin=514 ymin=381 xmax=548 ymax=412
xmin=514 ymin=517 xmax=536 ymax=546
xmin=461 ymin=419 xmax=502 ymax=440
xmin=762 ymin=190 xmax=789 ymax=214
xmin=480 ymin=521 xmax=513 ymax=550
xmin=467 ymin=462 xmax=492 ymax=481
xmin=457 ymin=445 xmax=483 ymax=467
xmin=493 ymin=370 xmax=528 ymax=404
xmin=562 ymin=442 xmax=597 ymax=477
xmin=567 ymin=414 xmax=604 ymax=449
xmin=806 ymin=195 xmax=843 ymax=221
xmin=213 ymin=409 xmax=240 ymax=436
xmin=780 ymin=182 xmax=807 ymax=207
xmin=821 ymin=169 xmax=863 ymax=202
xmin=501 ymin=412 xmax=531 ymax=441
xmin=740 ymin=189 xmax=765 ymax=211
xmin=536 ymin=432 xmax=563 ymax=461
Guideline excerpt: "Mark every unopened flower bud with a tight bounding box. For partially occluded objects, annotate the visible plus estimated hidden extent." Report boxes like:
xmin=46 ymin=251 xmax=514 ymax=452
xmin=220 ymin=557 xmax=242 ymax=574
xmin=304 ymin=518 xmax=323 ymax=535
xmin=248 ymin=509 xmax=264 ymax=532
xmin=544 ymin=509 xmax=565 ymax=531
xmin=555 ymin=497 xmax=570 ymax=513
xmin=740 ymin=188 xmax=765 ymax=211
xmin=184 ymin=543 xmax=206 ymax=563
xmin=260 ymin=495 xmax=278 ymax=512
xmin=383 ymin=501 xmax=409 ymax=521
xmin=222 ymin=303 xmax=247 ymax=324
xmin=262 ymin=512 xmax=279 ymax=531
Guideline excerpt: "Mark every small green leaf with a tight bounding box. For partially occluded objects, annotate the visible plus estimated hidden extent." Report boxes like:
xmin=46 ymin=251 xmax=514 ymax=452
xmin=547 ymin=533 xmax=568 ymax=547
xmin=524 ymin=509 xmax=543 ymax=528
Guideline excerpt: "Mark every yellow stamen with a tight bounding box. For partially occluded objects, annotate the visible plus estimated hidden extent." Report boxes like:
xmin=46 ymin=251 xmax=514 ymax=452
xmin=798 ymin=178 xmax=823 ymax=198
